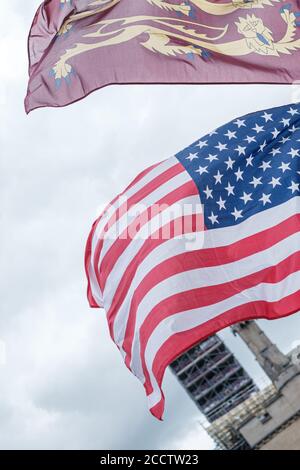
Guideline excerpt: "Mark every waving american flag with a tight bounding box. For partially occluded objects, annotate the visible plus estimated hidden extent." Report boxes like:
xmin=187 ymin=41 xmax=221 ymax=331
xmin=85 ymin=103 xmax=300 ymax=419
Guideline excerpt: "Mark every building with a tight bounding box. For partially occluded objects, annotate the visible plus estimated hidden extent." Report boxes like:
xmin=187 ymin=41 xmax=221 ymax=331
xmin=171 ymin=321 xmax=300 ymax=450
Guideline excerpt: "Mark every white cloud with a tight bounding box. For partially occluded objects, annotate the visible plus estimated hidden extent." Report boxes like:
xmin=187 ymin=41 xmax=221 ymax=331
xmin=0 ymin=1 xmax=30 ymax=81
xmin=168 ymin=420 xmax=214 ymax=451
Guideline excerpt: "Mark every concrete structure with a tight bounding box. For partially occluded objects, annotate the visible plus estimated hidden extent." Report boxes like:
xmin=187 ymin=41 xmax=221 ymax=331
xmin=259 ymin=416 xmax=300 ymax=450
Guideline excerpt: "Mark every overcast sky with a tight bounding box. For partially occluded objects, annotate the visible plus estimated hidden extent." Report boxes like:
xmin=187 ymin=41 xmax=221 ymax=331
xmin=1 ymin=0 xmax=300 ymax=450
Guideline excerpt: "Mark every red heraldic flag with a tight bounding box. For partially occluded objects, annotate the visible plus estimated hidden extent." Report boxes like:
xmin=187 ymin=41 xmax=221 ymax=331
xmin=85 ymin=103 xmax=300 ymax=419
xmin=26 ymin=0 xmax=300 ymax=112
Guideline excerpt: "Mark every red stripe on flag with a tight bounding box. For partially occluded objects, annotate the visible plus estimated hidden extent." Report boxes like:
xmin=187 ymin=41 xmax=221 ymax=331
xmin=85 ymin=218 xmax=101 ymax=308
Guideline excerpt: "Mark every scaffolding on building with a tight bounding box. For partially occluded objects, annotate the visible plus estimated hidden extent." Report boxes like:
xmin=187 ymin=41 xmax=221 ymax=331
xmin=170 ymin=335 xmax=258 ymax=423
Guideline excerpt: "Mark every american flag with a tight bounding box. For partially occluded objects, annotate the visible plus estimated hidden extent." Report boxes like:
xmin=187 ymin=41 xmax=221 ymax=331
xmin=85 ymin=103 xmax=300 ymax=419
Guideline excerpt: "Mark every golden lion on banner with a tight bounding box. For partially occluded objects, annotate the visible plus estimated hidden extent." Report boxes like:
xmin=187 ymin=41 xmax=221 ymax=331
xmin=53 ymin=0 xmax=300 ymax=82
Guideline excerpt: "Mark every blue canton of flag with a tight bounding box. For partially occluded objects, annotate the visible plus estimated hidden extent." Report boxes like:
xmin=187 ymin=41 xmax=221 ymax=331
xmin=176 ymin=103 xmax=300 ymax=229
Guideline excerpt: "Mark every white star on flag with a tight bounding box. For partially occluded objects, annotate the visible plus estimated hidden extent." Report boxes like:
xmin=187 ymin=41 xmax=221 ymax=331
xmin=225 ymin=182 xmax=235 ymax=195
xmin=269 ymin=177 xmax=281 ymax=188
xmin=250 ymin=176 xmax=263 ymax=188
xmin=195 ymin=165 xmax=208 ymax=175
xmin=261 ymin=112 xmax=273 ymax=122
xmin=214 ymin=170 xmax=223 ymax=184
xmin=259 ymin=140 xmax=267 ymax=152
xmin=244 ymin=135 xmax=256 ymax=144
xmin=186 ymin=152 xmax=198 ymax=161
xmin=231 ymin=207 xmax=243 ymax=220
xmin=234 ymin=168 xmax=244 ymax=181
xmin=253 ymin=124 xmax=264 ymax=133
xmin=196 ymin=140 xmax=208 ymax=149
xmin=259 ymin=161 xmax=272 ymax=172
xmin=235 ymin=145 xmax=246 ymax=155
xmin=288 ymin=148 xmax=300 ymax=158
xmin=287 ymin=107 xmax=299 ymax=116
xmin=246 ymin=155 xmax=254 ymax=166
xmin=271 ymin=128 xmax=280 ymax=138
xmin=240 ymin=192 xmax=253 ymax=204
xmin=288 ymin=181 xmax=299 ymax=193
xmin=259 ymin=193 xmax=272 ymax=205
xmin=278 ymin=162 xmax=291 ymax=173
xmin=234 ymin=119 xmax=246 ymax=128
xmin=270 ymin=148 xmax=281 ymax=157
xmin=225 ymin=130 xmax=237 ymax=140
xmin=203 ymin=185 xmax=213 ymax=199
xmin=215 ymin=142 xmax=227 ymax=151
xmin=225 ymin=157 xmax=235 ymax=170
xmin=280 ymin=118 xmax=290 ymax=127
xmin=208 ymin=212 xmax=219 ymax=225
xmin=216 ymin=196 xmax=226 ymax=210
xmin=205 ymin=154 xmax=218 ymax=163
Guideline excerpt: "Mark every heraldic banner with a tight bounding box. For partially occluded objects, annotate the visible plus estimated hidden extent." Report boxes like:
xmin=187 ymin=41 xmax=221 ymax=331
xmin=25 ymin=0 xmax=300 ymax=112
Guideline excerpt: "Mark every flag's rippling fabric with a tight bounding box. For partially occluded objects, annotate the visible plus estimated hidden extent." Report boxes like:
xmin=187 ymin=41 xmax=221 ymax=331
xmin=85 ymin=103 xmax=300 ymax=419
xmin=25 ymin=0 xmax=300 ymax=112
